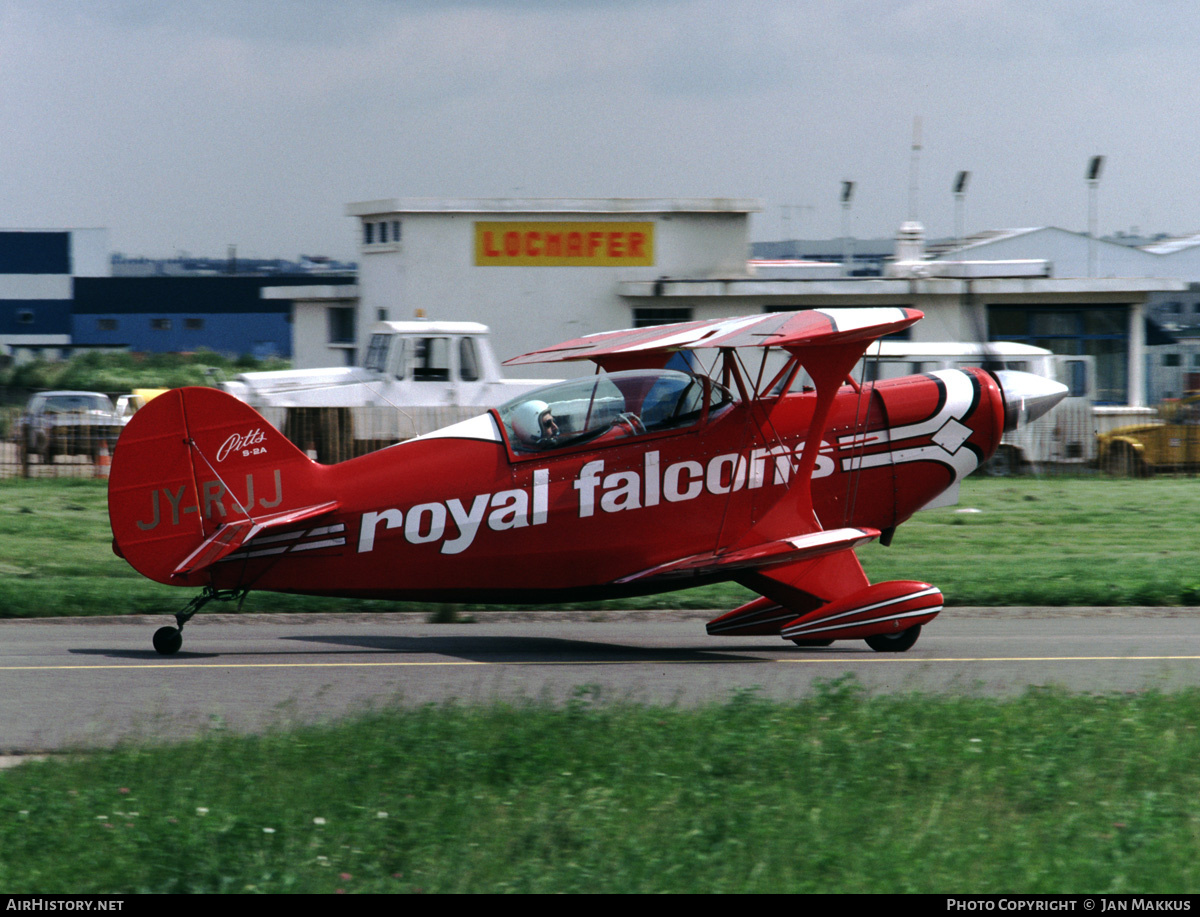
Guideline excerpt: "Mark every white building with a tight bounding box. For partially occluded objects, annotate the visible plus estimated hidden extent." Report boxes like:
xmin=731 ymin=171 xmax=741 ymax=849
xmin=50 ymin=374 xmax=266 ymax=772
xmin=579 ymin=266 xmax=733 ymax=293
xmin=930 ymin=227 xmax=1200 ymax=402
xmin=318 ymin=200 xmax=1186 ymax=406
xmin=342 ymin=198 xmax=757 ymax=375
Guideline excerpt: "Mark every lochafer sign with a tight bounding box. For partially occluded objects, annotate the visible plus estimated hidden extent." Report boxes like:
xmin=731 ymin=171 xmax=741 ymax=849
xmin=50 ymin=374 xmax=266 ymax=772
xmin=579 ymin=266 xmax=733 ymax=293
xmin=474 ymin=221 xmax=654 ymax=266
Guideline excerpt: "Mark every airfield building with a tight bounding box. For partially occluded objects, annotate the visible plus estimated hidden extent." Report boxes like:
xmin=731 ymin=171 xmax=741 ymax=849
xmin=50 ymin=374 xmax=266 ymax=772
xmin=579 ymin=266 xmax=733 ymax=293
xmin=338 ymin=199 xmax=1184 ymax=407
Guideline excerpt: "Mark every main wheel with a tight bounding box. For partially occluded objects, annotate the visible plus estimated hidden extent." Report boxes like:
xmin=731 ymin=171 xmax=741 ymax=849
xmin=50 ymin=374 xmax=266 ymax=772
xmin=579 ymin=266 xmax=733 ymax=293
xmin=865 ymin=624 xmax=922 ymax=653
xmin=153 ymin=626 xmax=183 ymax=656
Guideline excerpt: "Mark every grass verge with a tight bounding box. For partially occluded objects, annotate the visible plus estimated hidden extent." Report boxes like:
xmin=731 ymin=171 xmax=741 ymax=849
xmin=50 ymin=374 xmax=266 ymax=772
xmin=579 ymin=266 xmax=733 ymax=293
xmin=3 ymin=682 xmax=1200 ymax=893
xmin=2 ymin=475 xmax=1199 ymax=617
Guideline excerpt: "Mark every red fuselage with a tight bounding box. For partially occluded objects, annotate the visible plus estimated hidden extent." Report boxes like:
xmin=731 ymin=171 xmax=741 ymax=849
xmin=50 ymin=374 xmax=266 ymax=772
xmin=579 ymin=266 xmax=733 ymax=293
xmin=112 ymin=368 xmax=1002 ymax=603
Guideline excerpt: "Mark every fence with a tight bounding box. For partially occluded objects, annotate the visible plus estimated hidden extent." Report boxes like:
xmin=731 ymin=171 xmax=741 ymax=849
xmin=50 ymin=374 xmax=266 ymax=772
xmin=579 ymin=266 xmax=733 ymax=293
xmin=1 ymin=400 xmax=1197 ymax=480
xmin=0 ymin=404 xmax=484 ymax=479
xmin=0 ymin=404 xmax=116 ymax=480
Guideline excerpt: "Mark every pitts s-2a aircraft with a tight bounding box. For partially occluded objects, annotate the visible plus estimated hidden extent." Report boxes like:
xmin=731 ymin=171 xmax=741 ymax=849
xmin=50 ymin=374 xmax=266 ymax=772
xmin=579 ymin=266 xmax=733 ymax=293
xmin=108 ymin=308 xmax=1066 ymax=655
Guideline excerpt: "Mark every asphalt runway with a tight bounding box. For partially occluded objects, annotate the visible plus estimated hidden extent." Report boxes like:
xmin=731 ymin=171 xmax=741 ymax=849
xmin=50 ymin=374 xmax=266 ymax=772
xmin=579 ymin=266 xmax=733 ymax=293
xmin=2 ymin=607 xmax=1199 ymax=755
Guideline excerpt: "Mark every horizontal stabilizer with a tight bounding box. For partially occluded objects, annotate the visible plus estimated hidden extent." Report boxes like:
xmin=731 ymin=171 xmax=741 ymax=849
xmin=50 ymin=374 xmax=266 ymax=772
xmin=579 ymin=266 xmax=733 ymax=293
xmin=617 ymin=527 xmax=878 ymax=585
xmin=172 ymin=501 xmax=340 ymax=578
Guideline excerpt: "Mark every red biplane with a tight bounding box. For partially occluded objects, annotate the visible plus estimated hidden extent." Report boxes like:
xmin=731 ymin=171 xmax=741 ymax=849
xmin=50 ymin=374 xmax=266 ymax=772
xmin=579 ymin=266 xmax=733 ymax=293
xmin=108 ymin=308 xmax=1066 ymax=655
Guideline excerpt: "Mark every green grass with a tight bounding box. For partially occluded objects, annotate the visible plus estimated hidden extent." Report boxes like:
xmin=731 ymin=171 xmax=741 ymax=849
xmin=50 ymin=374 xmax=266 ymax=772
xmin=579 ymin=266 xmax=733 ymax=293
xmin=4 ymin=683 xmax=1200 ymax=893
xmin=1 ymin=475 xmax=1199 ymax=616
xmin=6 ymin=478 xmax=1200 ymax=892
xmin=856 ymin=476 xmax=1200 ymax=606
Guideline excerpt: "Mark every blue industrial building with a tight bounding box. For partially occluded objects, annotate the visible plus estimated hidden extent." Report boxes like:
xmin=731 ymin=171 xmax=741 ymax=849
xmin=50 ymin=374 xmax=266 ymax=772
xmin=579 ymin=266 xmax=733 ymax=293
xmin=0 ymin=230 xmax=100 ymax=357
xmin=72 ymin=275 xmax=355 ymax=358
xmin=0 ymin=228 xmax=354 ymax=360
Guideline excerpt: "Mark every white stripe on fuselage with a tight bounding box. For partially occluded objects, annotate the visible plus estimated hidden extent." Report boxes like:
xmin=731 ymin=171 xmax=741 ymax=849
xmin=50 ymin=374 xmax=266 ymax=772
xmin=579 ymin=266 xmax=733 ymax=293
xmin=837 ymin=370 xmax=983 ymax=483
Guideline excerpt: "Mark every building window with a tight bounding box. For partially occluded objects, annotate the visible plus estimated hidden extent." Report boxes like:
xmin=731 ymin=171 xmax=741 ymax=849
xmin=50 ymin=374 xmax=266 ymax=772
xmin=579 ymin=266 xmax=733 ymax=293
xmin=185 ymin=318 xmax=205 ymax=331
xmin=96 ymin=318 xmax=118 ymax=331
xmin=17 ymin=310 xmax=33 ymax=324
xmin=1164 ymin=353 xmax=1181 ymax=367
xmin=151 ymin=318 xmax=172 ymax=331
xmin=328 ymin=307 xmax=356 ymax=344
xmin=379 ymin=221 xmax=388 ymax=244
xmin=364 ymin=222 xmax=375 ymax=246
xmin=989 ymin=305 xmax=1128 ymax=404
xmin=391 ymin=220 xmax=401 ymax=242
xmin=377 ymin=308 xmax=388 ymax=322
xmin=633 ymin=307 xmax=693 ymax=328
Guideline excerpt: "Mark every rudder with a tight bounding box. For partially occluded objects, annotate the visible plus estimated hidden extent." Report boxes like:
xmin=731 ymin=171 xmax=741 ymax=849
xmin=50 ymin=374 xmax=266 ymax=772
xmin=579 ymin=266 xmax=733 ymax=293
xmin=108 ymin=387 xmax=323 ymax=586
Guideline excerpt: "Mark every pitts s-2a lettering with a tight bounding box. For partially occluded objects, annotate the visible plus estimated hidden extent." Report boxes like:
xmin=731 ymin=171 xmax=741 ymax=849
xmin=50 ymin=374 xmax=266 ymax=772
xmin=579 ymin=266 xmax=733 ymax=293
xmin=107 ymin=309 xmax=1066 ymax=655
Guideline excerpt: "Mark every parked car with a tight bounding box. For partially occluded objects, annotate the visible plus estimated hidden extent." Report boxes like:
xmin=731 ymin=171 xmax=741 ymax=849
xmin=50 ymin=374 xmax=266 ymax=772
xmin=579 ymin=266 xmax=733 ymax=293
xmin=14 ymin=391 xmax=122 ymax=461
xmin=1097 ymin=391 xmax=1200 ymax=475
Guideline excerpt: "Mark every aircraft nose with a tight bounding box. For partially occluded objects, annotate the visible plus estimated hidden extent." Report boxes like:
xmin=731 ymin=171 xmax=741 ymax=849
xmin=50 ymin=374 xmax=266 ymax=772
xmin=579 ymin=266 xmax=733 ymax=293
xmin=991 ymin=370 xmax=1069 ymax=432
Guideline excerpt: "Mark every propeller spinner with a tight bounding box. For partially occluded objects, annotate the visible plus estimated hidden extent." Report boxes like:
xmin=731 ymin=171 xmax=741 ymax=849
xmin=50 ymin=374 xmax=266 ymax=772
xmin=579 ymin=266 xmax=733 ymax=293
xmin=992 ymin=369 xmax=1070 ymax=432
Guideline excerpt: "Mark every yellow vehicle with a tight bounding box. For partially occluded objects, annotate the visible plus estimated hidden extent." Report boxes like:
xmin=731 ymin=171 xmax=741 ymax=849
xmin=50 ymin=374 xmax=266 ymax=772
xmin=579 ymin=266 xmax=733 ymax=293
xmin=1098 ymin=392 xmax=1200 ymax=475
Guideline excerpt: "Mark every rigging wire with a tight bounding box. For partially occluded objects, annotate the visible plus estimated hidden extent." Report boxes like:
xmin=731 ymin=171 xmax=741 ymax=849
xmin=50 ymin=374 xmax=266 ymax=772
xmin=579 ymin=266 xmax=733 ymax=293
xmin=841 ymin=338 xmax=883 ymax=527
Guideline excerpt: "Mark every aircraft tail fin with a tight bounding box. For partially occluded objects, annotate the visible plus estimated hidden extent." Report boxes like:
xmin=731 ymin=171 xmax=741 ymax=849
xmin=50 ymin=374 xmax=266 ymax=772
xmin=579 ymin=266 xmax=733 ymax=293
xmin=108 ymin=387 xmax=332 ymax=587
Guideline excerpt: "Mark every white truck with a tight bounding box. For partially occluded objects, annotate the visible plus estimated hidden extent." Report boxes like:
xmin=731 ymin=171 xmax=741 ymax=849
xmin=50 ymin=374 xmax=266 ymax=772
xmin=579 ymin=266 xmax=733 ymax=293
xmin=860 ymin=341 xmax=1096 ymax=473
xmin=220 ymin=320 xmax=552 ymax=461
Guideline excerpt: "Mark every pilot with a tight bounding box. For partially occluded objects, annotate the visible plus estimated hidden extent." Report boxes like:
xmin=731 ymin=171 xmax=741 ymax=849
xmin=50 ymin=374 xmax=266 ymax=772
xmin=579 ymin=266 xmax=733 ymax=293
xmin=512 ymin=400 xmax=560 ymax=449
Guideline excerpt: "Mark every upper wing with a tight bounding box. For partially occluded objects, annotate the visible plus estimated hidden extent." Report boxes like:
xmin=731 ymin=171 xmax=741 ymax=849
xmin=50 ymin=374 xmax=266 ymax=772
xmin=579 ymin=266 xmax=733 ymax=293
xmin=504 ymin=308 xmax=922 ymax=367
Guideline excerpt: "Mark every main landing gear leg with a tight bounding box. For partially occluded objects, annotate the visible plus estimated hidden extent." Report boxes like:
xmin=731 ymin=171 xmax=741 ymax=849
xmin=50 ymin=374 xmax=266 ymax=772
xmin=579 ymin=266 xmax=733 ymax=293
xmin=152 ymin=586 xmax=248 ymax=655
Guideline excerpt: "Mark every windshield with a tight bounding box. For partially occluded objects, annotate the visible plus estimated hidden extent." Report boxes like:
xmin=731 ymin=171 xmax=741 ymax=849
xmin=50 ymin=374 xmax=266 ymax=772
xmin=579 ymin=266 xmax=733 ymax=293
xmin=41 ymin=394 xmax=114 ymax=414
xmin=497 ymin=369 xmax=728 ymax=453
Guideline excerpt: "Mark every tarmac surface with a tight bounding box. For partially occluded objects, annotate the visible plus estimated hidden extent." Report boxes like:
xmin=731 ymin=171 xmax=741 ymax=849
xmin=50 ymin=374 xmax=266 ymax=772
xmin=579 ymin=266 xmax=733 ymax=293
xmin=1 ymin=606 xmax=1198 ymax=757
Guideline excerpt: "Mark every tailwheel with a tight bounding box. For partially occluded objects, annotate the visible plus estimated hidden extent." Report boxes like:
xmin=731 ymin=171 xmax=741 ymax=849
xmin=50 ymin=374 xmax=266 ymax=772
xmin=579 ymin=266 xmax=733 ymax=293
xmin=153 ymin=626 xmax=183 ymax=656
xmin=790 ymin=638 xmax=834 ymax=647
xmin=151 ymin=586 xmax=249 ymax=655
xmin=865 ymin=624 xmax=922 ymax=653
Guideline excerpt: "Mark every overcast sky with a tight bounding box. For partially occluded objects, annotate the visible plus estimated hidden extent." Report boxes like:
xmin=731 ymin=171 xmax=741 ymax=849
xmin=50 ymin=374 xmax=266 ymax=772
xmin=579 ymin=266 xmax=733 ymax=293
xmin=3 ymin=0 xmax=1199 ymax=261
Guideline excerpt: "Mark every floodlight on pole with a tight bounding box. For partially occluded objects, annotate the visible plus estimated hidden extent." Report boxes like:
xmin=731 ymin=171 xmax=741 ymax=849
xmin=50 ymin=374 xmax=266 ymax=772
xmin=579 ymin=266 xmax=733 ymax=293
xmin=1087 ymin=155 xmax=1104 ymax=277
xmin=953 ymin=171 xmax=970 ymax=249
xmin=841 ymin=181 xmax=855 ymax=275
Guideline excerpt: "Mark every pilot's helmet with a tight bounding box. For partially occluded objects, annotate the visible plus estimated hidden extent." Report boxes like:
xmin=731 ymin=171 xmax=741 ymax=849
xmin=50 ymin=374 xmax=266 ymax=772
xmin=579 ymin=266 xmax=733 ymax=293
xmin=512 ymin=400 xmax=550 ymax=445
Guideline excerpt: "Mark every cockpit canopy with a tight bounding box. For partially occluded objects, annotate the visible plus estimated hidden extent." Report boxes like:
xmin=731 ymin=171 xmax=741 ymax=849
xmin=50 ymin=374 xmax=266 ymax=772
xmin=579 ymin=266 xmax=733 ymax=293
xmin=497 ymin=369 xmax=732 ymax=453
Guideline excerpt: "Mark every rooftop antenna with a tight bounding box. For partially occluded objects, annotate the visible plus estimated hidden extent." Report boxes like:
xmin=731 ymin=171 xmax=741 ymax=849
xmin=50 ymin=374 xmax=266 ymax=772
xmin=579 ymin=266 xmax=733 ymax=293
xmin=781 ymin=204 xmax=812 ymax=252
xmin=908 ymin=115 xmax=922 ymax=222
xmin=891 ymin=117 xmax=926 ymax=268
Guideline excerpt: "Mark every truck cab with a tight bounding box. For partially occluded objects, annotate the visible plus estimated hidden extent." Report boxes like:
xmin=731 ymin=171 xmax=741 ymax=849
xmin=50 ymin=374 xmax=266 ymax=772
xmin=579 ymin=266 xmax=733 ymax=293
xmin=221 ymin=321 xmax=552 ymax=458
